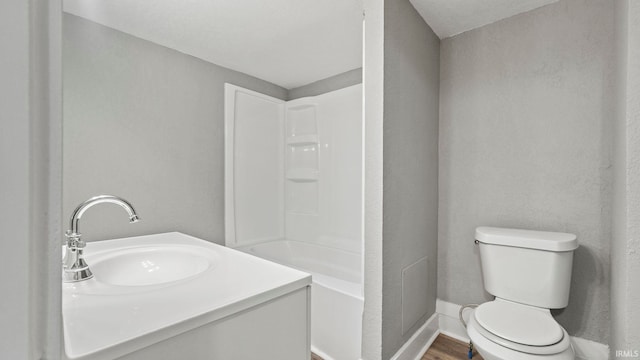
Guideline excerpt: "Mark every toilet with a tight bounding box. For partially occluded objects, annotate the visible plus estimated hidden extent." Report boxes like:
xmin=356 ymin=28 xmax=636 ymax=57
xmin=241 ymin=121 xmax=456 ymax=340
xmin=466 ymin=227 xmax=579 ymax=360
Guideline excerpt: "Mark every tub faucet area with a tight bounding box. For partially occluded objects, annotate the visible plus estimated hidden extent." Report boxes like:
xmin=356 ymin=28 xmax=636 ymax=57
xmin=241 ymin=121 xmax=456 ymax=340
xmin=62 ymin=195 xmax=140 ymax=282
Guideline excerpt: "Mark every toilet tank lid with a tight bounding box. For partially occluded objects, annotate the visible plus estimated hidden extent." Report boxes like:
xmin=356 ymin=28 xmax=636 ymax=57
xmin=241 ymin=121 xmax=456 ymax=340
xmin=475 ymin=227 xmax=578 ymax=252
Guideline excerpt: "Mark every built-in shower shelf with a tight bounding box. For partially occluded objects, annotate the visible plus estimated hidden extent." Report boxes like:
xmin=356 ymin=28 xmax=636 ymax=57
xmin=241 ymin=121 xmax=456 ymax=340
xmin=286 ymin=168 xmax=319 ymax=181
xmin=286 ymin=135 xmax=318 ymax=146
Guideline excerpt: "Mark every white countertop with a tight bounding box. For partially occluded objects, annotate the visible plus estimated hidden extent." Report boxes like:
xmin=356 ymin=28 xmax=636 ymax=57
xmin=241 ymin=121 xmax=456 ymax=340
xmin=62 ymin=232 xmax=311 ymax=359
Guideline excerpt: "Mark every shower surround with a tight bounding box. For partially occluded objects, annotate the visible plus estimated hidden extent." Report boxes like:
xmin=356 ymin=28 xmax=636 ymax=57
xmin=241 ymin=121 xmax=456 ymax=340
xmin=225 ymin=83 xmax=363 ymax=360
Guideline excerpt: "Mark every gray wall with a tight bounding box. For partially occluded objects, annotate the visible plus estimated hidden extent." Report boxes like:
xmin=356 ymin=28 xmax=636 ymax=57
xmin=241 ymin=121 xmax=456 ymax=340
xmin=362 ymin=0 xmax=384 ymax=357
xmin=439 ymin=0 xmax=614 ymax=343
xmin=382 ymin=0 xmax=439 ymax=358
xmin=1 ymin=0 xmax=62 ymax=359
xmin=1 ymin=1 xmax=39 ymax=358
xmin=0 ymin=1 xmax=32 ymax=356
xmin=611 ymin=0 xmax=640 ymax=355
xmin=63 ymin=14 xmax=288 ymax=244
xmin=288 ymin=68 xmax=362 ymax=100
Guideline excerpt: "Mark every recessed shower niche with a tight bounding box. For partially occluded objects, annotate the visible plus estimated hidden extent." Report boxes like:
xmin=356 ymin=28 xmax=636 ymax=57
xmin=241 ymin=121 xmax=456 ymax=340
xmin=286 ymin=103 xmax=320 ymax=215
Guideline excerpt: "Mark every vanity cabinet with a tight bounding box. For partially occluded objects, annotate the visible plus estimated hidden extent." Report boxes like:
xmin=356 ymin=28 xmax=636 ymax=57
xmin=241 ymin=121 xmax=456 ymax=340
xmin=119 ymin=287 xmax=310 ymax=360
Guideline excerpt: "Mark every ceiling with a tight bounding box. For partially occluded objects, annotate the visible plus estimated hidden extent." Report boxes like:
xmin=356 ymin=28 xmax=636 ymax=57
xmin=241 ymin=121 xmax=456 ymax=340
xmin=63 ymin=0 xmax=560 ymax=87
xmin=63 ymin=0 xmax=363 ymax=89
xmin=409 ymin=0 xmax=559 ymax=39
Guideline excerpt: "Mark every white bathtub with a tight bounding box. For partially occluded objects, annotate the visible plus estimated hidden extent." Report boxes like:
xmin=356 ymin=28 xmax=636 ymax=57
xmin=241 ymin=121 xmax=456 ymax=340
xmin=239 ymin=239 xmax=363 ymax=360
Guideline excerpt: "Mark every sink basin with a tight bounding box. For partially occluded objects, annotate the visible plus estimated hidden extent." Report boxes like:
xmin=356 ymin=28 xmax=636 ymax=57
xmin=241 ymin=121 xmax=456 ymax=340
xmin=90 ymin=245 xmax=214 ymax=286
xmin=63 ymin=232 xmax=311 ymax=359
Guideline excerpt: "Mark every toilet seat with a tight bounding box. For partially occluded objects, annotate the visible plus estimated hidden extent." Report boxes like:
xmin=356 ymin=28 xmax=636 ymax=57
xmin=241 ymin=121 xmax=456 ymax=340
xmin=475 ymin=299 xmax=563 ymax=346
xmin=470 ymin=300 xmax=572 ymax=356
xmin=468 ymin=316 xmax=575 ymax=360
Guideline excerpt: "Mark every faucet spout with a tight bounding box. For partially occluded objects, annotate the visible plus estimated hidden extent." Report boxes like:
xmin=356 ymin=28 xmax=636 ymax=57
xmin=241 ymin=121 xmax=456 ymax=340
xmin=69 ymin=195 xmax=140 ymax=236
xmin=63 ymin=195 xmax=140 ymax=282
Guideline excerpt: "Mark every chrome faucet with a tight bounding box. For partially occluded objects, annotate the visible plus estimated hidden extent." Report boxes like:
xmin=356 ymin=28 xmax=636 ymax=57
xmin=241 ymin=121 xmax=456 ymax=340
xmin=63 ymin=195 xmax=140 ymax=282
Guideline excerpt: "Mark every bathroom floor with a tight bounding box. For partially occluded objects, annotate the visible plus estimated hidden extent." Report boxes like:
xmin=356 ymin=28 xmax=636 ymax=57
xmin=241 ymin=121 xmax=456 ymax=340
xmin=421 ymin=334 xmax=484 ymax=360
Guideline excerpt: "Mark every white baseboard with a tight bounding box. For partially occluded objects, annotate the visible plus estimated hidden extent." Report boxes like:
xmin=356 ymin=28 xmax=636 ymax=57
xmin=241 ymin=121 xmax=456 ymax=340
xmin=389 ymin=312 xmax=439 ymax=360
xmin=572 ymin=337 xmax=610 ymax=360
xmin=434 ymin=299 xmax=609 ymax=360
xmin=436 ymin=299 xmax=471 ymax=342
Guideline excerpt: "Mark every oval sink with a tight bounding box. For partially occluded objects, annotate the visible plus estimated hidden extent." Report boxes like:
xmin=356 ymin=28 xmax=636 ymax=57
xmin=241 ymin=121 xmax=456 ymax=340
xmin=90 ymin=246 xmax=213 ymax=286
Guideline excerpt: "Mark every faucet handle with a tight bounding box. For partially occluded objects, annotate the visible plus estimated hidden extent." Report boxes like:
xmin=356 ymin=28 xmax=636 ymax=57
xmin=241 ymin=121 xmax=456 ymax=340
xmin=62 ymin=230 xmax=93 ymax=282
xmin=65 ymin=230 xmax=85 ymax=249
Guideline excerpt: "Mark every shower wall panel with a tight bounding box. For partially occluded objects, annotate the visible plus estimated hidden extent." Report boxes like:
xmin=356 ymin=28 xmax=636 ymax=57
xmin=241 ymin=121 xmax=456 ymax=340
xmin=226 ymin=83 xmax=362 ymax=254
xmin=285 ymin=84 xmax=363 ymax=254
xmin=224 ymin=84 xmax=285 ymax=247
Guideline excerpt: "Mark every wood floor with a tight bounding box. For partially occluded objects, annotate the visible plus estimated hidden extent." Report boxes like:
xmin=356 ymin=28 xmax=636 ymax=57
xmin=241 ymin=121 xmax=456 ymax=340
xmin=311 ymin=334 xmax=482 ymax=360
xmin=421 ymin=334 xmax=484 ymax=360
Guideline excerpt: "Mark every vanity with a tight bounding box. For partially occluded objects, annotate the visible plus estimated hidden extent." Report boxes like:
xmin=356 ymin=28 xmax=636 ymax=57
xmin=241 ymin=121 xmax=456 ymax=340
xmin=62 ymin=232 xmax=311 ymax=360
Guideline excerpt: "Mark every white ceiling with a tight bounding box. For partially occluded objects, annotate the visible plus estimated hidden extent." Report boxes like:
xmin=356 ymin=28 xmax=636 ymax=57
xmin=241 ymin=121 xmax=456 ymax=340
xmin=409 ymin=0 xmax=559 ymax=39
xmin=63 ymin=0 xmax=363 ymax=89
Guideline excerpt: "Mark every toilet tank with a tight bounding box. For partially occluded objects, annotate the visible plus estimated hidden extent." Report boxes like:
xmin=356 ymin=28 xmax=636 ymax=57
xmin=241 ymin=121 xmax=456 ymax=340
xmin=475 ymin=227 xmax=578 ymax=309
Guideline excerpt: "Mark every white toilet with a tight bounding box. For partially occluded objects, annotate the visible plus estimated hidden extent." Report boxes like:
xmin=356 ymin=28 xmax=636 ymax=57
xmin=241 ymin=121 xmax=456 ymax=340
xmin=466 ymin=227 xmax=579 ymax=360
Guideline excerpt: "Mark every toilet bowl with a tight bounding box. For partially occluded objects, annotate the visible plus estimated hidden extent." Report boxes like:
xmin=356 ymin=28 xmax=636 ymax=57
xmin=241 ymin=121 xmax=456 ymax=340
xmin=466 ymin=299 xmax=574 ymax=360
xmin=468 ymin=227 xmax=579 ymax=360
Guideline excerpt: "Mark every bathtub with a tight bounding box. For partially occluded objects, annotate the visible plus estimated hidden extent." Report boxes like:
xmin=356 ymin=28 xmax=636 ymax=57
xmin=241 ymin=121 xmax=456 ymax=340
xmin=238 ymin=239 xmax=363 ymax=360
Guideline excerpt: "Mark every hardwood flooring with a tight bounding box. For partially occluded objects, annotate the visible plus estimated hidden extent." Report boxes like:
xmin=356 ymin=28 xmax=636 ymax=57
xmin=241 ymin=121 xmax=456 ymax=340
xmin=311 ymin=352 xmax=323 ymax=360
xmin=421 ymin=334 xmax=484 ymax=360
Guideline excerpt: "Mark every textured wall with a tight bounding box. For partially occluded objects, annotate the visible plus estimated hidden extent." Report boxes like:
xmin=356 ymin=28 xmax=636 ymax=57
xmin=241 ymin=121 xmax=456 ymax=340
xmin=1 ymin=1 xmax=38 ymax=358
xmin=624 ymin=0 xmax=640 ymax=349
xmin=63 ymin=14 xmax=287 ymax=244
xmin=1 ymin=1 xmax=62 ymax=359
xmin=288 ymin=68 xmax=362 ymax=100
xmin=362 ymin=0 xmax=384 ymax=358
xmin=439 ymin=0 xmax=613 ymax=343
xmin=382 ymin=0 xmax=440 ymax=358
xmin=611 ymin=0 xmax=640 ymax=355
xmin=624 ymin=1 xmax=640 ymax=351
